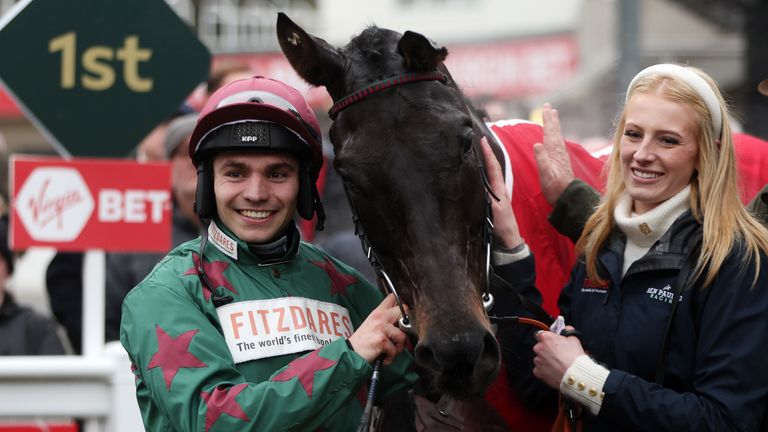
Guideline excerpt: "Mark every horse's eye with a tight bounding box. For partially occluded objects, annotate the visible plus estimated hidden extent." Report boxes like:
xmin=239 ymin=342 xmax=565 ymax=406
xmin=461 ymin=127 xmax=475 ymax=153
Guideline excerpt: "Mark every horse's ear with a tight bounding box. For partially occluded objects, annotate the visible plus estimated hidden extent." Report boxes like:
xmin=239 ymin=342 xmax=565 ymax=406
xmin=276 ymin=12 xmax=343 ymax=87
xmin=398 ymin=31 xmax=448 ymax=72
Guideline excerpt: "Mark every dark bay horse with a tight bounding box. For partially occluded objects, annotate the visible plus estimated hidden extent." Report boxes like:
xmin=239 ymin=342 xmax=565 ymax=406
xmin=277 ymin=13 xmax=502 ymax=399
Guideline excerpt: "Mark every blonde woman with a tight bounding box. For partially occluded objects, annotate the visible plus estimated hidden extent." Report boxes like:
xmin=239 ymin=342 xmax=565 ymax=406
xmin=485 ymin=64 xmax=768 ymax=431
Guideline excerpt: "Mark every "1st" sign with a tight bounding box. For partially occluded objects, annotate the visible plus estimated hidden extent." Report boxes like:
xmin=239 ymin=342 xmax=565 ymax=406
xmin=48 ymin=32 xmax=153 ymax=92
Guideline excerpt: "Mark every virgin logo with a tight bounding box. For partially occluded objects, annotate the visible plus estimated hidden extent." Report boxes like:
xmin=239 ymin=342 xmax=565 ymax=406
xmin=28 ymin=178 xmax=84 ymax=229
xmin=16 ymin=167 xmax=95 ymax=241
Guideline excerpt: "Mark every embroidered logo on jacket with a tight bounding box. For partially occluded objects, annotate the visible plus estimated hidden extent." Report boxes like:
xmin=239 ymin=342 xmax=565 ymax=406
xmin=646 ymin=284 xmax=678 ymax=304
xmin=581 ymin=278 xmax=608 ymax=294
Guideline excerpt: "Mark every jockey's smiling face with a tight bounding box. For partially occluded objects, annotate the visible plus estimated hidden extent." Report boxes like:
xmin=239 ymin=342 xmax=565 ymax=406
xmin=213 ymin=151 xmax=300 ymax=244
xmin=620 ymin=92 xmax=699 ymax=214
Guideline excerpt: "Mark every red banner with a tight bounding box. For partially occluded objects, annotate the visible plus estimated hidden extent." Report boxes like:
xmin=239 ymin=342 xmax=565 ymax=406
xmin=10 ymin=157 xmax=172 ymax=252
xmin=205 ymin=32 xmax=578 ymax=108
xmin=1 ymin=33 xmax=578 ymax=118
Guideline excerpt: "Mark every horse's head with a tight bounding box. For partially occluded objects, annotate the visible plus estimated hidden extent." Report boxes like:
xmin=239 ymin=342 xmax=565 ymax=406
xmin=277 ymin=13 xmax=500 ymax=398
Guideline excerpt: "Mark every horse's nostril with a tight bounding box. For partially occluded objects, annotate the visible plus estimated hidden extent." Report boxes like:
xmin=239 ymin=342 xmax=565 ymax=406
xmin=415 ymin=329 xmax=491 ymax=372
xmin=414 ymin=344 xmax=440 ymax=372
xmin=481 ymin=331 xmax=500 ymax=365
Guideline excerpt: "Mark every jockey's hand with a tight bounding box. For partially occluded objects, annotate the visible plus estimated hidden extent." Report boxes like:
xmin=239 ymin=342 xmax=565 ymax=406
xmin=348 ymin=294 xmax=408 ymax=365
xmin=534 ymin=103 xmax=575 ymax=206
xmin=480 ymin=137 xmax=524 ymax=249
xmin=532 ymin=325 xmax=586 ymax=389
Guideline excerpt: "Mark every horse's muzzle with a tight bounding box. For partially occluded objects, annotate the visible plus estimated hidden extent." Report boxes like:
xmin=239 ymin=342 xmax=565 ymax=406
xmin=413 ymin=325 xmax=500 ymax=398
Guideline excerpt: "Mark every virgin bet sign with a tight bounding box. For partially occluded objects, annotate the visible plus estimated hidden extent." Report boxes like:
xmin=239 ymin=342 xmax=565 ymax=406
xmin=10 ymin=156 xmax=172 ymax=252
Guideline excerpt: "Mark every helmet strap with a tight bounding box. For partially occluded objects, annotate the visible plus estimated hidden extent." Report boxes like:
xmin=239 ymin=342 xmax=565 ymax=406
xmin=194 ymin=161 xmax=217 ymax=219
xmin=313 ymin=185 xmax=326 ymax=231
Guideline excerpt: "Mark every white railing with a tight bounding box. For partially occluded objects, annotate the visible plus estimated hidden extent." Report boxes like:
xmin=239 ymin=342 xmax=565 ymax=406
xmin=0 ymin=250 xmax=143 ymax=432
xmin=0 ymin=343 xmax=143 ymax=432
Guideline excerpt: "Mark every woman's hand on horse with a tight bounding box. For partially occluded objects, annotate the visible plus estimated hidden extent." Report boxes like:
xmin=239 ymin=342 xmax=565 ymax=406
xmin=479 ymin=137 xmax=524 ymax=249
xmin=534 ymin=103 xmax=575 ymax=206
xmin=531 ymin=325 xmax=586 ymax=389
xmin=348 ymin=293 xmax=409 ymax=365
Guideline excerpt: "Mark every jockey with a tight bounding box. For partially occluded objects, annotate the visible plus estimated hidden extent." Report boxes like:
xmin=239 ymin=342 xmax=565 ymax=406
xmin=120 ymin=76 xmax=415 ymax=431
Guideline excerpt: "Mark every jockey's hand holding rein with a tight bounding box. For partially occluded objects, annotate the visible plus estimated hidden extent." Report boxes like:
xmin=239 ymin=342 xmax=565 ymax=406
xmin=348 ymin=294 xmax=408 ymax=365
xmin=534 ymin=103 xmax=575 ymax=206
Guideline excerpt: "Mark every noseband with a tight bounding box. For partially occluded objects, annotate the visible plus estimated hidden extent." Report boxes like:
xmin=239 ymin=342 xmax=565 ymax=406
xmin=331 ymin=72 xmax=497 ymax=335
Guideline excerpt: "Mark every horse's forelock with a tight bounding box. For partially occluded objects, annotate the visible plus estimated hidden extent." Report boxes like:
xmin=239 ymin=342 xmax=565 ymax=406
xmin=346 ymin=26 xmax=401 ymax=59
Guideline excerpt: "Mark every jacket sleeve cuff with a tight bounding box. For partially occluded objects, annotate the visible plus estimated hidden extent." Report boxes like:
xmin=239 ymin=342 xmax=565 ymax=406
xmin=492 ymin=243 xmax=531 ymax=266
xmin=559 ymin=354 xmax=610 ymax=415
xmin=548 ymin=179 xmax=601 ymax=243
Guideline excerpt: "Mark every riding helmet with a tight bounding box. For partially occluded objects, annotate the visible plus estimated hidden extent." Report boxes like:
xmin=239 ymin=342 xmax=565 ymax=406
xmin=188 ymin=76 xmax=324 ymax=222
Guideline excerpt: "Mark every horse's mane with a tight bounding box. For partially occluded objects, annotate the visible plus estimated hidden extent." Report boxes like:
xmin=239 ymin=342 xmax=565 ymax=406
xmin=458 ymin=92 xmax=503 ymax=151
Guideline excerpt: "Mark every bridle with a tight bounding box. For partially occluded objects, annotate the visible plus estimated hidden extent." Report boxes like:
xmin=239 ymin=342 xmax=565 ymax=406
xmin=331 ymin=71 xmax=498 ymax=336
xmin=329 ymin=71 xmax=449 ymax=120
xmin=332 ymin=71 xmax=562 ymax=432
xmin=341 ymin=183 xmax=497 ymax=334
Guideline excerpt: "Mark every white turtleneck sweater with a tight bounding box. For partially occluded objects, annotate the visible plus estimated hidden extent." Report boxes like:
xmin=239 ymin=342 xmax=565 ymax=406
xmin=613 ymin=185 xmax=692 ymax=276
xmin=559 ymin=184 xmax=692 ymax=415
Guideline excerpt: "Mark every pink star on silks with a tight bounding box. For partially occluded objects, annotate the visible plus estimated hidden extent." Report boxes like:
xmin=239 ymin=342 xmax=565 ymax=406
xmin=271 ymin=349 xmax=337 ymax=399
xmin=147 ymin=326 xmax=207 ymax=391
xmin=201 ymin=383 xmax=250 ymax=431
xmin=130 ymin=363 xmax=139 ymax=383
xmin=184 ymin=252 xmax=238 ymax=302
xmin=310 ymin=256 xmax=358 ymax=297
xmin=356 ymin=384 xmax=369 ymax=407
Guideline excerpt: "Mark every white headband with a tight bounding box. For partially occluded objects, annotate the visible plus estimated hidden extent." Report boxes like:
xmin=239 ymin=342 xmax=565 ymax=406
xmin=626 ymin=64 xmax=722 ymax=139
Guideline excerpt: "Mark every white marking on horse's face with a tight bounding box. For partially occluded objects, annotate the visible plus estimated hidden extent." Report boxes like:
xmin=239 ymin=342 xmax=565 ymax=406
xmin=287 ymin=32 xmax=301 ymax=46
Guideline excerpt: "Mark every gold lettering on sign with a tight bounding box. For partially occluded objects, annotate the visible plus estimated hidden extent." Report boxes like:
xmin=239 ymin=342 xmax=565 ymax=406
xmin=49 ymin=32 xmax=153 ymax=92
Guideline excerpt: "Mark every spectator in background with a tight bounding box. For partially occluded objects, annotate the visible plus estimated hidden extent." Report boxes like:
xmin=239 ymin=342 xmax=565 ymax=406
xmin=759 ymin=78 xmax=768 ymax=97
xmin=206 ymin=60 xmax=253 ymax=97
xmin=166 ymin=113 xmax=201 ymax=229
xmin=45 ymin=251 xmax=84 ymax=352
xmin=136 ymin=103 xmax=197 ymax=163
xmin=0 ymin=214 xmax=66 ymax=355
xmin=103 ymin=113 xmax=201 ymax=342
xmin=749 ymin=78 xmax=768 ymax=222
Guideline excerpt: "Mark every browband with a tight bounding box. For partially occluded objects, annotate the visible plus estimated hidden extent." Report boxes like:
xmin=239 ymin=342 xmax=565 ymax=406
xmin=328 ymin=72 xmax=448 ymax=119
